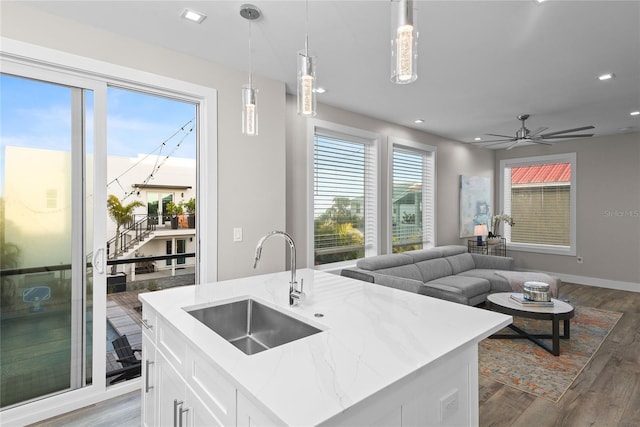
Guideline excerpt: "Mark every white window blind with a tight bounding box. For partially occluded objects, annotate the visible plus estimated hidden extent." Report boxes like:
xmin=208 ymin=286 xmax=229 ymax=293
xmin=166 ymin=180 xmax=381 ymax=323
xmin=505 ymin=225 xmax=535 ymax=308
xmin=313 ymin=127 xmax=377 ymax=266
xmin=391 ymin=144 xmax=435 ymax=252
xmin=501 ymin=154 xmax=576 ymax=255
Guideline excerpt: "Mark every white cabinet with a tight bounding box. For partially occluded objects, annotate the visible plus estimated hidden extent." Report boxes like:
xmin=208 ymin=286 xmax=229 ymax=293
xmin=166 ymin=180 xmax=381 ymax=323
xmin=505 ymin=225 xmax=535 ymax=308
xmin=141 ymin=337 xmax=156 ymax=427
xmin=142 ymin=303 xmax=237 ymax=427
xmin=237 ymin=391 xmax=281 ymax=427
xmin=156 ymin=351 xmax=186 ymax=427
xmin=141 ymin=305 xmax=157 ymax=427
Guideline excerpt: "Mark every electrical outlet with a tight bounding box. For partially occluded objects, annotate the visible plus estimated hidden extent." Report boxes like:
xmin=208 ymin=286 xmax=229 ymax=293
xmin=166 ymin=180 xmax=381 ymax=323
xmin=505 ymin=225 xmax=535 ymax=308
xmin=233 ymin=227 xmax=243 ymax=242
xmin=577 ymin=256 xmax=583 ymax=264
xmin=439 ymin=389 xmax=459 ymax=422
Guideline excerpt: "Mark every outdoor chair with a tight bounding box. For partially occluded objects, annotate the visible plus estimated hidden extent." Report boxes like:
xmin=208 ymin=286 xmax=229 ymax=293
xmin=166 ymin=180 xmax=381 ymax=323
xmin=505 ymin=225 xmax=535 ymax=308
xmin=107 ymin=335 xmax=142 ymax=384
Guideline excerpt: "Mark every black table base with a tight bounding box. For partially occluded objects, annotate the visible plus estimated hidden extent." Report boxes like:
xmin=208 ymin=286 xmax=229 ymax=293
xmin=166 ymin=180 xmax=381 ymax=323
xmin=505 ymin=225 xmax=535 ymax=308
xmin=490 ymin=318 xmax=571 ymax=356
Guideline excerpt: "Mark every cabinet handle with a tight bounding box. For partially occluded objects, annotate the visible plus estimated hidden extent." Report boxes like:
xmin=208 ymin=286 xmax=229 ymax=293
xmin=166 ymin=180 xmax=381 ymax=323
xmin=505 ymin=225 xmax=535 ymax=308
xmin=142 ymin=318 xmax=153 ymax=330
xmin=179 ymin=406 xmax=189 ymax=427
xmin=173 ymin=399 xmax=183 ymax=427
xmin=145 ymin=360 xmax=154 ymax=392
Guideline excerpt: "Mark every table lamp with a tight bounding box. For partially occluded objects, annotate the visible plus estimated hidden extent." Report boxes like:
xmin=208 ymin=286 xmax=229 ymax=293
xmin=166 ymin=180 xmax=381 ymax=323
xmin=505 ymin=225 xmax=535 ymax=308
xmin=474 ymin=224 xmax=488 ymax=246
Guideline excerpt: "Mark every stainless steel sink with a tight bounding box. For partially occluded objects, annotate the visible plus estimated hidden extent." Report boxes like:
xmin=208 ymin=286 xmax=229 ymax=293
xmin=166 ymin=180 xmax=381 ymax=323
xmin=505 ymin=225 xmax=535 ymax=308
xmin=186 ymin=298 xmax=322 ymax=355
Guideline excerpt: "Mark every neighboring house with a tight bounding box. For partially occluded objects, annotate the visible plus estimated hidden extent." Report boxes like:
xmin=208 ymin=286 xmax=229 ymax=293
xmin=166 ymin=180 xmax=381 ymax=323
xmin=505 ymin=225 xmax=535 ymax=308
xmin=4 ymin=146 xmax=197 ymax=276
xmin=510 ymin=163 xmax=571 ymax=246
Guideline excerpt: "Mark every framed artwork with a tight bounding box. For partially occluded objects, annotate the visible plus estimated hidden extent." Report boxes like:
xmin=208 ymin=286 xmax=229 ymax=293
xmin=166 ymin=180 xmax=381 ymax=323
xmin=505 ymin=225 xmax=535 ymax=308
xmin=459 ymin=175 xmax=491 ymax=238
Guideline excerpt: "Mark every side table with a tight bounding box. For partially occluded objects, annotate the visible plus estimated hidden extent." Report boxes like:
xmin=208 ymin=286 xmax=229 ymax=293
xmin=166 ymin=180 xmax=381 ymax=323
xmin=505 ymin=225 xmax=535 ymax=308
xmin=467 ymin=237 xmax=507 ymax=257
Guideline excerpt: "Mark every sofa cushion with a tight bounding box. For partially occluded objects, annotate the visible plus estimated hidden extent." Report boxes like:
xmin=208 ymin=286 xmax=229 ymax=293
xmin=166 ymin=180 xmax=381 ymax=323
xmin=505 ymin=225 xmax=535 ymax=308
xmin=357 ymin=253 xmax=412 ymax=271
xmin=414 ymin=258 xmax=453 ymax=282
xmin=403 ymin=248 xmax=444 ymax=262
xmin=373 ymin=265 xmax=423 ymax=282
xmin=457 ymin=269 xmax=513 ymax=293
xmin=446 ymin=253 xmax=476 ymax=274
xmin=440 ymin=245 xmax=468 ymax=256
xmin=420 ymin=275 xmax=491 ymax=305
xmin=371 ymin=273 xmax=425 ymax=294
xmin=470 ymin=253 xmax=514 ymax=270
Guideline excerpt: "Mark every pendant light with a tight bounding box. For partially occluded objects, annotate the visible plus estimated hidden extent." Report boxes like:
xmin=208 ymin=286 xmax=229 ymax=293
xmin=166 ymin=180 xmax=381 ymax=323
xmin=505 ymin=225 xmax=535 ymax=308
xmin=297 ymin=0 xmax=317 ymax=117
xmin=390 ymin=0 xmax=418 ymax=84
xmin=240 ymin=4 xmax=261 ymax=135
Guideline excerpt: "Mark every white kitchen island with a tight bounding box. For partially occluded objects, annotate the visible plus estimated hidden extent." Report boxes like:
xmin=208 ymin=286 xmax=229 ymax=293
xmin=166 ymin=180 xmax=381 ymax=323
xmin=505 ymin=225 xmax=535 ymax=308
xmin=139 ymin=269 xmax=511 ymax=426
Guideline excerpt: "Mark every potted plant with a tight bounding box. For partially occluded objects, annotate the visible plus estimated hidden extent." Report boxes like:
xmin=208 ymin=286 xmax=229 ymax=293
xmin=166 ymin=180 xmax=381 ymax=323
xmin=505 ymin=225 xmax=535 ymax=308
xmin=487 ymin=213 xmax=515 ymax=244
xmin=165 ymin=201 xmax=183 ymax=229
xmin=107 ymin=195 xmax=144 ymax=269
xmin=182 ymin=197 xmax=196 ymax=228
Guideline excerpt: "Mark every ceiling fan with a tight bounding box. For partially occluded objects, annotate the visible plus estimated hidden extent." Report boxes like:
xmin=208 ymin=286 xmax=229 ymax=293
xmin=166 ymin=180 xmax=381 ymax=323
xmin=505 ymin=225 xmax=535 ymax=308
xmin=475 ymin=114 xmax=595 ymax=150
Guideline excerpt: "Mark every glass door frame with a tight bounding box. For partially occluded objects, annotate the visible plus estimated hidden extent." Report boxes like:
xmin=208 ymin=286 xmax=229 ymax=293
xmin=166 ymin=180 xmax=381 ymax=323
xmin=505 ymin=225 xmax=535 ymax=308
xmin=1 ymin=38 xmax=218 ymax=425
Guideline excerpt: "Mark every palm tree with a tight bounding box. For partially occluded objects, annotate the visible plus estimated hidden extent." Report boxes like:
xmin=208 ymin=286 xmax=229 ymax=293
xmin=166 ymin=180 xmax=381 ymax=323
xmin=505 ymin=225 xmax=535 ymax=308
xmin=107 ymin=194 xmax=144 ymax=258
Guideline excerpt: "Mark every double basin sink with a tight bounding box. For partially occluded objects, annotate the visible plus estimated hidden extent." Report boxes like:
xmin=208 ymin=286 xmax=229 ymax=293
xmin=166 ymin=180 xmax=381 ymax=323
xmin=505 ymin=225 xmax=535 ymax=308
xmin=186 ymin=298 xmax=321 ymax=355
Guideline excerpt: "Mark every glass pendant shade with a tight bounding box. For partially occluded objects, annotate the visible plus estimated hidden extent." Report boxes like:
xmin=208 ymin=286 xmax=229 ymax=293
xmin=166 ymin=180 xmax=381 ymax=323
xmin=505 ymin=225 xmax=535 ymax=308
xmin=297 ymin=50 xmax=317 ymax=117
xmin=242 ymin=84 xmax=258 ymax=136
xmin=390 ymin=0 xmax=418 ymax=84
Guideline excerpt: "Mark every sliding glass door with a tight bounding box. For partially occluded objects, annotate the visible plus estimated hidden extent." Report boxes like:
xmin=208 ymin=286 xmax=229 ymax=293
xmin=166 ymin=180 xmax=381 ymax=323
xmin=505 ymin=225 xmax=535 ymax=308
xmin=0 ymin=72 xmax=96 ymax=407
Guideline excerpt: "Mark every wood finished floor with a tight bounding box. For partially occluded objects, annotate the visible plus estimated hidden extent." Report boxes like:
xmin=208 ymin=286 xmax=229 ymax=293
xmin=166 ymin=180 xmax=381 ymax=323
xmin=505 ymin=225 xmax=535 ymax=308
xmin=31 ymin=283 xmax=640 ymax=427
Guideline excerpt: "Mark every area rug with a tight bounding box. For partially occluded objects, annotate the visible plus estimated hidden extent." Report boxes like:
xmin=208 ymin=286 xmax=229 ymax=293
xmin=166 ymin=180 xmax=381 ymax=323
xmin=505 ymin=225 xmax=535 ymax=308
xmin=479 ymin=306 xmax=622 ymax=403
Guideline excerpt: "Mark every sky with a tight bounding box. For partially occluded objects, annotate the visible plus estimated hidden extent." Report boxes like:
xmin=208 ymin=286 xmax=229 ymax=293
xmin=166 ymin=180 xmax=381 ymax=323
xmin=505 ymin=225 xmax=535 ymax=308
xmin=1 ymin=73 xmax=197 ymax=195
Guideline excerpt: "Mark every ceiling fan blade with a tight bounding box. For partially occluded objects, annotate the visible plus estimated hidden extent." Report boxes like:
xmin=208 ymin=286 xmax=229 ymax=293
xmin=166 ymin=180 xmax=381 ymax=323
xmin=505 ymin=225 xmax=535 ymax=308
xmin=531 ymin=139 xmax=554 ymax=146
xmin=528 ymin=127 xmax=549 ymax=136
xmin=474 ymin=141 xmax=511 ymax=147
xmin=505 ymin=140 xmax=521 ymax=150
xmin=475 ymin=138 xmax=514 ymax=143
xmin=485 ymin=133 xmax=514 ymax=138
xmin=540 ymin=126 xmax=595 ymax=137
xmin=541 ymin=133 xmax=594 ymax=139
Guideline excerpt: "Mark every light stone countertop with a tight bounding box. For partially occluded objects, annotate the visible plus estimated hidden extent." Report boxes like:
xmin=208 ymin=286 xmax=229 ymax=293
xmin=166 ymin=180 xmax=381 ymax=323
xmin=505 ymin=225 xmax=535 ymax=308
xmin=140 ymin=268 xmax=511 ymax=426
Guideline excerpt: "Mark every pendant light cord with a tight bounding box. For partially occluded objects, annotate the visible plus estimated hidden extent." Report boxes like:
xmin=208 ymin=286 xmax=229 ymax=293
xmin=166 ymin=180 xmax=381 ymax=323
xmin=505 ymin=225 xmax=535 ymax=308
xmin=249 ymin=19 xmax=253 ymax=87
xmin=305 ymin=0 xmax=309 ymax=56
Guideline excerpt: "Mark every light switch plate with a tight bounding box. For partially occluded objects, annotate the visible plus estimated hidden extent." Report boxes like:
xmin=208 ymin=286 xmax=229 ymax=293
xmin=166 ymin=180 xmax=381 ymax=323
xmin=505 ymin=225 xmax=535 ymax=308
xmin=233 ymin=227 xmax=243 ymax=242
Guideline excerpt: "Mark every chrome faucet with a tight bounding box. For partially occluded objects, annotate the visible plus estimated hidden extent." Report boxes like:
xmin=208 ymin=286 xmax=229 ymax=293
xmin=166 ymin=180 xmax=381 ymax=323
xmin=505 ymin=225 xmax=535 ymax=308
xmin=253 ymin=231 xmax=305 ymax=306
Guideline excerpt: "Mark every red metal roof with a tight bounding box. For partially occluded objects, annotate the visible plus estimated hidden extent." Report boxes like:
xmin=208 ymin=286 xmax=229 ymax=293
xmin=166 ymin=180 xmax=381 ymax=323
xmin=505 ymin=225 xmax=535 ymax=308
xmin=511 ymin=163 xmax=571 ymax=184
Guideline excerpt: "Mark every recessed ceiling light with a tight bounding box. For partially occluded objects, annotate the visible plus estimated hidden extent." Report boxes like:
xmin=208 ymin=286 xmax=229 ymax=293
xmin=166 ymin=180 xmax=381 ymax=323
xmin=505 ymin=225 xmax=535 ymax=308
xmin=474 ymin=137 xmax=482 ymax=141
xmin=631 ymin=111 xmax=640 ymax=116
xmin=414 ymin=119 xmax=424 ymax=124
xmin=181 ymin=8 xmax=206 ymax=24
xmin=598 ymin=73 xmax=614 ymax=81
xmin=314 ymin=87 xmax=327 ymax=94
xmin=537 ymin=0 xmax=547 ymax=3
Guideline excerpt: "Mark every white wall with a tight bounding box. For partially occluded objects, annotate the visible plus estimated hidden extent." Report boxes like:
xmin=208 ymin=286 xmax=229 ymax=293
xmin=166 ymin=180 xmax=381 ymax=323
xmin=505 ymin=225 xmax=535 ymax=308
xmin=285 ymin=94 xmax=495 ymax=268
xmin=494 ymin=132 xmax=640 ymax=288
xmin=0 ymin=2 xmax=287 ymax=281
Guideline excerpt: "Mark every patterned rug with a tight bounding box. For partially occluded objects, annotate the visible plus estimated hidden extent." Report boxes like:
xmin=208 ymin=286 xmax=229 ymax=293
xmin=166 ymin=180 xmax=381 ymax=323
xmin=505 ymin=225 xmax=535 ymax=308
xmin=479 ymin=306 xmax=622 ymax=403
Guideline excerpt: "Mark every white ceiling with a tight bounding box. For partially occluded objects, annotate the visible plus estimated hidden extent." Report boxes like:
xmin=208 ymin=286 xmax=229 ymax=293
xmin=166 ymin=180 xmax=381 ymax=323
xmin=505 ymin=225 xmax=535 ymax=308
xmin=23 ymin=1 xmax=640 ymax=148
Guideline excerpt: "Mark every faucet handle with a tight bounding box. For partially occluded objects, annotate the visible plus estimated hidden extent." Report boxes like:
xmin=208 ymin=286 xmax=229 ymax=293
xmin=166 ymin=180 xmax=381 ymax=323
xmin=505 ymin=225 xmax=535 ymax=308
xmin=291 ymin=289 xmax=306 ymax=306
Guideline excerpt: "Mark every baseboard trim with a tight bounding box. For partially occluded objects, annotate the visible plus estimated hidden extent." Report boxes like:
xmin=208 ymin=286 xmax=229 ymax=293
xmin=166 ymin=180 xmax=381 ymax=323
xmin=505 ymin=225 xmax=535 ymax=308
xmin=516 ymin=269 xmax=639 ymax=293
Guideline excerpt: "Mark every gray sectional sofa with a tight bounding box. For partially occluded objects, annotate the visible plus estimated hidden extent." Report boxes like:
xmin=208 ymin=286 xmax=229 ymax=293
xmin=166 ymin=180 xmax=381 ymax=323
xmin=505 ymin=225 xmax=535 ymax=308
xmin=341 ymin=245 xmax=518 ymax=306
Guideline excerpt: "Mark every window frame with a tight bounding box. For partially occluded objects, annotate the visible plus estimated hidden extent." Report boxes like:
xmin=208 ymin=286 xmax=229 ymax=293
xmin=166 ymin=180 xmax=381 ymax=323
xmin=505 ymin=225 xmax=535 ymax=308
xmin=499 ymin=153 xmax=577 ymax=256
xmin=307 ymin=119 xmax=381 ymax=270
xmin=387 ymin=137 xmax=437 ymax=253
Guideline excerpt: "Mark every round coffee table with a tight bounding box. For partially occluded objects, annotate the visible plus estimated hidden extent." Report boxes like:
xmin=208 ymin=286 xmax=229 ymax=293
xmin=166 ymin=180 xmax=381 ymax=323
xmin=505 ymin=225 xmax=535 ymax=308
xmin=486 ymin=292 xmax=575 ymax=356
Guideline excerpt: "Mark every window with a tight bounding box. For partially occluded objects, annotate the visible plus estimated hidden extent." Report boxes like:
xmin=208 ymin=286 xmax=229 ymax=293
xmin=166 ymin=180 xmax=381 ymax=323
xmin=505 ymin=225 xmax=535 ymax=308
xmin=500 ymin=153 xmax=576 ymax=255
xmin=310 ymin=121 xmax=379 ymax=268
xmin=390 ymin=138 xmax=436 ymax=253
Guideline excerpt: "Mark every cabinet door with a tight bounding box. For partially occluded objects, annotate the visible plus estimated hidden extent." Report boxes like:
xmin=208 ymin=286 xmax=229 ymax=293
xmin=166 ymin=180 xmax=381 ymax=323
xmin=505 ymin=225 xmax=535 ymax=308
xmin=237 ymin=391 xmax=281 ymax=427
xmin=156 ymin=351 xmax=186 ymax=427
xmin=141 ymin=339 xmax=156 ymax=427
xmin=186 ymin=386 xmax=224 ymax=427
